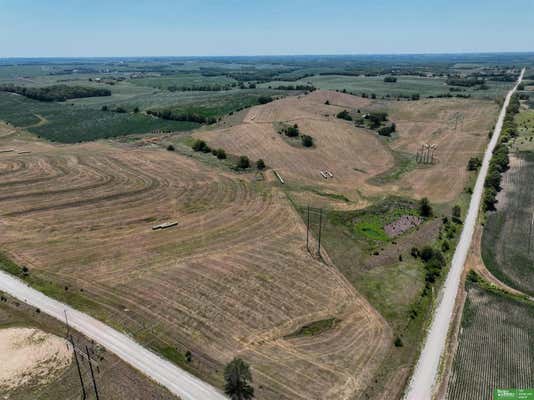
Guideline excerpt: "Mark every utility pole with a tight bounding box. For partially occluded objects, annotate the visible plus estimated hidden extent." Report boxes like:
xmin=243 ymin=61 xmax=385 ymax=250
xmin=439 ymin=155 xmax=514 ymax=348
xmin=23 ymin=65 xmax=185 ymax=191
xmin=85 ymin=346 xmax=100 ymax=400
xmin=306 ymin=205 xmax=310 ymax=252
xmin=70 ymin=335 xmax=86 ymax=400
xmin=317 ymin=208 xmax=323 ymax=257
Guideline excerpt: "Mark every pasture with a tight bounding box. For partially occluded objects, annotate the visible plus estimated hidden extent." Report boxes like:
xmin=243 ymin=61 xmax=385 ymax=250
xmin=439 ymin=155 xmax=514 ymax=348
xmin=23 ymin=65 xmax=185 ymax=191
xmin=447 ymin=284 xmax=534 ymax=400
xmin=197 ymin=90 xmax=497 ymax=204
xmin=260 ymin=74 xmax=511 ymax=100
xmin=0 ymin=126 xmax=390 ymax=400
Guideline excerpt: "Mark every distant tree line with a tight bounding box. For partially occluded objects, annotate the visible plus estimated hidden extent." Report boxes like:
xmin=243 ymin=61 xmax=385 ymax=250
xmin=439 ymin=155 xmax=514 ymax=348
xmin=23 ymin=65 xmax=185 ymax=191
xmin=272 ymin=84 xmax=316 ymax=91
xmin=446 ymin=76 xmax=485 ymax=87
xmin=0 ymin=84 xmax=111 ymax=102
xmin=147 ymin=109 xmax=217 ymax=124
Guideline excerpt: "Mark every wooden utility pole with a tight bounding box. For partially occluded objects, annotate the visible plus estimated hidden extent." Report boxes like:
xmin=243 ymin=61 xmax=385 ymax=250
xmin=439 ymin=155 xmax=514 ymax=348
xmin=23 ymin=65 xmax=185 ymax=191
xmin=85 ymin=345 xmax=100 ymax=400
xmin=70 ymin=335 xmax=86 ymax=400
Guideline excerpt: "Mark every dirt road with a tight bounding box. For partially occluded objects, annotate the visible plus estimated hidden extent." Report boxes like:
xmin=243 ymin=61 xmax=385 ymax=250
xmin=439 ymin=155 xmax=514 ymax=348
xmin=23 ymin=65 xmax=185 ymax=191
xmin=404 ymin=68 xmax=525 ymax=400
xmin=0 ymin=270 xmax=227 ymax=400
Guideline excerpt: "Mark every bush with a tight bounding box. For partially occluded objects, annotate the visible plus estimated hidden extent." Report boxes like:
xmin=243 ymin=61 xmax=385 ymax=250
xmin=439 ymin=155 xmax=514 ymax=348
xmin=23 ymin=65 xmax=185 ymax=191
xmin=101 ymin=105 xmax=108 ymax=111
xmin=411 ymin=247 xmax=419 ymax=258
xmin=216 ymin=148 xmax=227 ymax=159
xmin=324 ymin=100 xmax=330 ymax=105
xmin=237 ymin=155 xmax=250 ymax=169
xmin=258 ymin=96 xmax=273 ymax=104
xmin=452 ymin=205 xmax=461 ymax=223
xmin=441 ymin=240 xmax=450 ymax=252
xmin=284 ymin=124 xmax=300 ymax=137
xmin=420 ymin=246 xmax=435 ymax=262
xmin=192 ymin=139 xmax=210 ymax=153
xmin=166 ymin=144 xmax=175 ymax=151
xmin=419 ymin=197 xmax=433 ymax=217
xmin=133 ymin=106 xmax=140 ymax=113
xmin=467 ymin=157 xmax=482 ymax=171
xmin=384 ymin=76 xmax=397 ymax=83
xmin=256 ymin=159 xmax=265 ymax=170
xmin=301 ymin=135 xmax=314 ymax=147
xmin=336 ymin=110 xmax=352 ymax=121
xmin=394 ymin=337 xmax=403 ymax=347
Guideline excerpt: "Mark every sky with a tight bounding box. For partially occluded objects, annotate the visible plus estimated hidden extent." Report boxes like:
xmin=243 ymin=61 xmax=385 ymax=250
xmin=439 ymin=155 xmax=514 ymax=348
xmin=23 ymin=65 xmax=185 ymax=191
xmin=1 ymin=0 xmax=533 ymax=57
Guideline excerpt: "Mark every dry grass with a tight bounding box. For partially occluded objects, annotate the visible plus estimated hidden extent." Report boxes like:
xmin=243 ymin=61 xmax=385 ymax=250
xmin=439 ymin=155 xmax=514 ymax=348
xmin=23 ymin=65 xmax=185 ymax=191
xmin=197 ymin=92 xmax=497 ymax=204
xmin=0 ymin=127 xmax=391 ymax=399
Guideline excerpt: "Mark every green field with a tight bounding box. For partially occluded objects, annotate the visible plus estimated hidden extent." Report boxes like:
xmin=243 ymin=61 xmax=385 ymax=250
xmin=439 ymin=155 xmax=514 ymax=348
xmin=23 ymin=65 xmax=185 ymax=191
xmin=0 ymin=92 xmax=198 ymax=142
xmin=447 ymin=282 xmax=534 ymax=400
xmin=260 ymin=74 xmax=511 ymax=99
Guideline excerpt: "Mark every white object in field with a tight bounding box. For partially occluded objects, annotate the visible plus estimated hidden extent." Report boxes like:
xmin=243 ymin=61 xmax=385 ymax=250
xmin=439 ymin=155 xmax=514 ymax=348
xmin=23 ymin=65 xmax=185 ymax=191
xmin=152 ymin=221 xmax=178 ymax=230
xmin=320 ymin=171 xmax=328 ymax=179
xmin=273 ymin=170 xmax=285 ymax=184
xmin=326 ymin=170 xmax=334 ymax=177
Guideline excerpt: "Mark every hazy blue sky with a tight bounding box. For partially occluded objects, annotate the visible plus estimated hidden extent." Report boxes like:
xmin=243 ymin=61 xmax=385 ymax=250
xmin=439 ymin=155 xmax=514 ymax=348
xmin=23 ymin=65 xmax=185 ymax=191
xmin=1 ymin=0 xmax=533 ymax=57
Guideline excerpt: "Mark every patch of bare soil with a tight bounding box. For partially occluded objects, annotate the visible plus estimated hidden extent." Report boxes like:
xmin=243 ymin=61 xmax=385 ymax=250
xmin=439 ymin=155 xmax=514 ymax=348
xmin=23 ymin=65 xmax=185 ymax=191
xmin=0 ymin=327 xmax=72 ymax=392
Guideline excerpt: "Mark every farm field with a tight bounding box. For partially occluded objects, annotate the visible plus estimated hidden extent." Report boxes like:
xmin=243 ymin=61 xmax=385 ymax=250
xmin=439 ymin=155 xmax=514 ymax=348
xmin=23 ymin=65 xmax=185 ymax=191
xmin=197 ymin=90 xmax=497 ymax=204
xmin=0 ymin=291 xmax=178 ymax=400
xmin=0 ymin=123 xmax=391 ymax=400
xmin=0 ymin=55 xmax=528 ymax=400
xmin=447 ymin=283 xmax=534 ymax=400
xmin=260 ymin=74 xmax=511 ymax=100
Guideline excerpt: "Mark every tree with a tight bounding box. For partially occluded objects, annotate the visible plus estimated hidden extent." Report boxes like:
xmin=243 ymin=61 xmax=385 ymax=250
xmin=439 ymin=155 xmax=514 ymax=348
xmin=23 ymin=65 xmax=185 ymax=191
xmin=216 ymin=148 xmax=227 ymax=159
xmin=101 ymin=105 xmax=108 ymax=111
xmin=301 ymin=135 xmax=313 ymax=147
xmin=224 ymin=358 xmax=254 ymax=400
xmin=336 ymin=110 xmax=352 ymax=121
xmin=192 ymin=139 xmax=210 ymax=153
xmin=166 ymin=144 xmax=175 ymax=151
xmin=452 ymin=205 xmax=461 ymax=223
xmin=237 ymin=156 xmax=250 ymax=169
xmin=419 ymin=197 xmax=433 ymax=217
xmin=133 ymin=106 xmax=140 ymax=113
xmin=256 ymin=159 xmax=265 ymax=170
xmin=467 ymin=157 xmax=481 ymax=171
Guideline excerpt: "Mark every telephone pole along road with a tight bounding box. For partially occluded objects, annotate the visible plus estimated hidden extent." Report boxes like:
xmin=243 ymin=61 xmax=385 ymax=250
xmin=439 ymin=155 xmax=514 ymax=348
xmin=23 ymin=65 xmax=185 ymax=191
xmin=404 ymin=67 xmax=525 ymax=400
xmin=0 ymin=270 xmax=227 ymax=400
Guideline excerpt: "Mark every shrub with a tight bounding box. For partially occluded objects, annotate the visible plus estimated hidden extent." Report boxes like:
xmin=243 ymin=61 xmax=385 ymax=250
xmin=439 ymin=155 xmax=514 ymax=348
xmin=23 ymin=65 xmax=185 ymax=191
xmin=258 ymin=96 xmax=273 ymax=104
xmin=441 ymin=240 xmax=450 ymax=252
xmin=324 ymin=100 xmax=330 ymax=105
xmin=166 ymin=144 xmax=175 ymax=151
xmin=237 ymin=156 xmax=250 ymax=169
xmin=101 ymin=105 xmax=108 ymax=111
xmin=420 ymin=246 xmax=434 ymax=262
xmin=394 ymin=337 xmax=403 ymax=347
xmin=384 ymin=76 xmax=397 ymax=83
xmin=411 ymin=247 xmax=419 ymax=258
xmin=419 ymin=197 xmax=433 ymax=217
xmin=192 ymin=139 xmax=210 ymax=153
xmin=216 ymin=148 xmax=227 ymax=159
xmin=467 ymin=157 xmax=482 ymax=171
xmin=452 ymin=205 xmax=461 ymax=223
xmin=256 ymin=159 xmax=265 ymax=170
xmin=336 ymin=110 xmax=352 ymax=121
xmin=284 ymin=124 xmax=300 ymax=137
xmin=133 ymin=106 xmax=140 ymax=113
xmin=301 ymin=135 xmax=314 ymax=147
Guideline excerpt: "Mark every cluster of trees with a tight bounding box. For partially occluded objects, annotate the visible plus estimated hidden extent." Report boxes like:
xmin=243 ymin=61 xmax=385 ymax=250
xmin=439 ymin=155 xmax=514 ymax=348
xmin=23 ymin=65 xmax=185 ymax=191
xmin=192 ymin=139 xmax=227 ymax=159
xmin=446 ymin=76 xmax=486 ymax=87
xmin=280 ymin=123 xmax=300 ymax=137
xmin=377 ymin=123 xmax=396 ymax=137
xmin=257 ymin=96 xmax=274 ymax=104
xmin=167 ymin=84 xmax=234 ymax=92
xmin=483 ymin=94 xmax=520 ymax=211
xmin=384 ymin=76 xmax=397 ymax=83
xmin=467 ymin=156 xmax=482 ymax=171
xmin=147 ymin=109 xmax=217 ymax=124
xmin=366 ymin=111 xmax=389 ymax=129
xmin=336 ymin=110 xmax=352 ymax=121
xmin=273 ymin=84 xmax=316 ymax=91
xmin=279 ymin=123 xmax=314 ymax=147
xmin=0 ymin=84 xmax=111 ymax=102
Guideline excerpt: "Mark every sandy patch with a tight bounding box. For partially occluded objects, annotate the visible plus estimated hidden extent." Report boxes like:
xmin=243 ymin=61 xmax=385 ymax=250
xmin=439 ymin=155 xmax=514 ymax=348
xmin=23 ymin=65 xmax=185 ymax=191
xmin=0 ymin=327 xmax=72 ymax=392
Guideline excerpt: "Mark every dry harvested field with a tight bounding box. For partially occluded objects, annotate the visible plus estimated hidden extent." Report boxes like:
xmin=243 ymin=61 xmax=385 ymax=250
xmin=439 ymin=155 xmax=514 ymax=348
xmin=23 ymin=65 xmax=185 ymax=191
xmin=197 ymin=91 xmax=497 ymax=204
xmin=0 ymin=124 xmax=391 ymax=400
